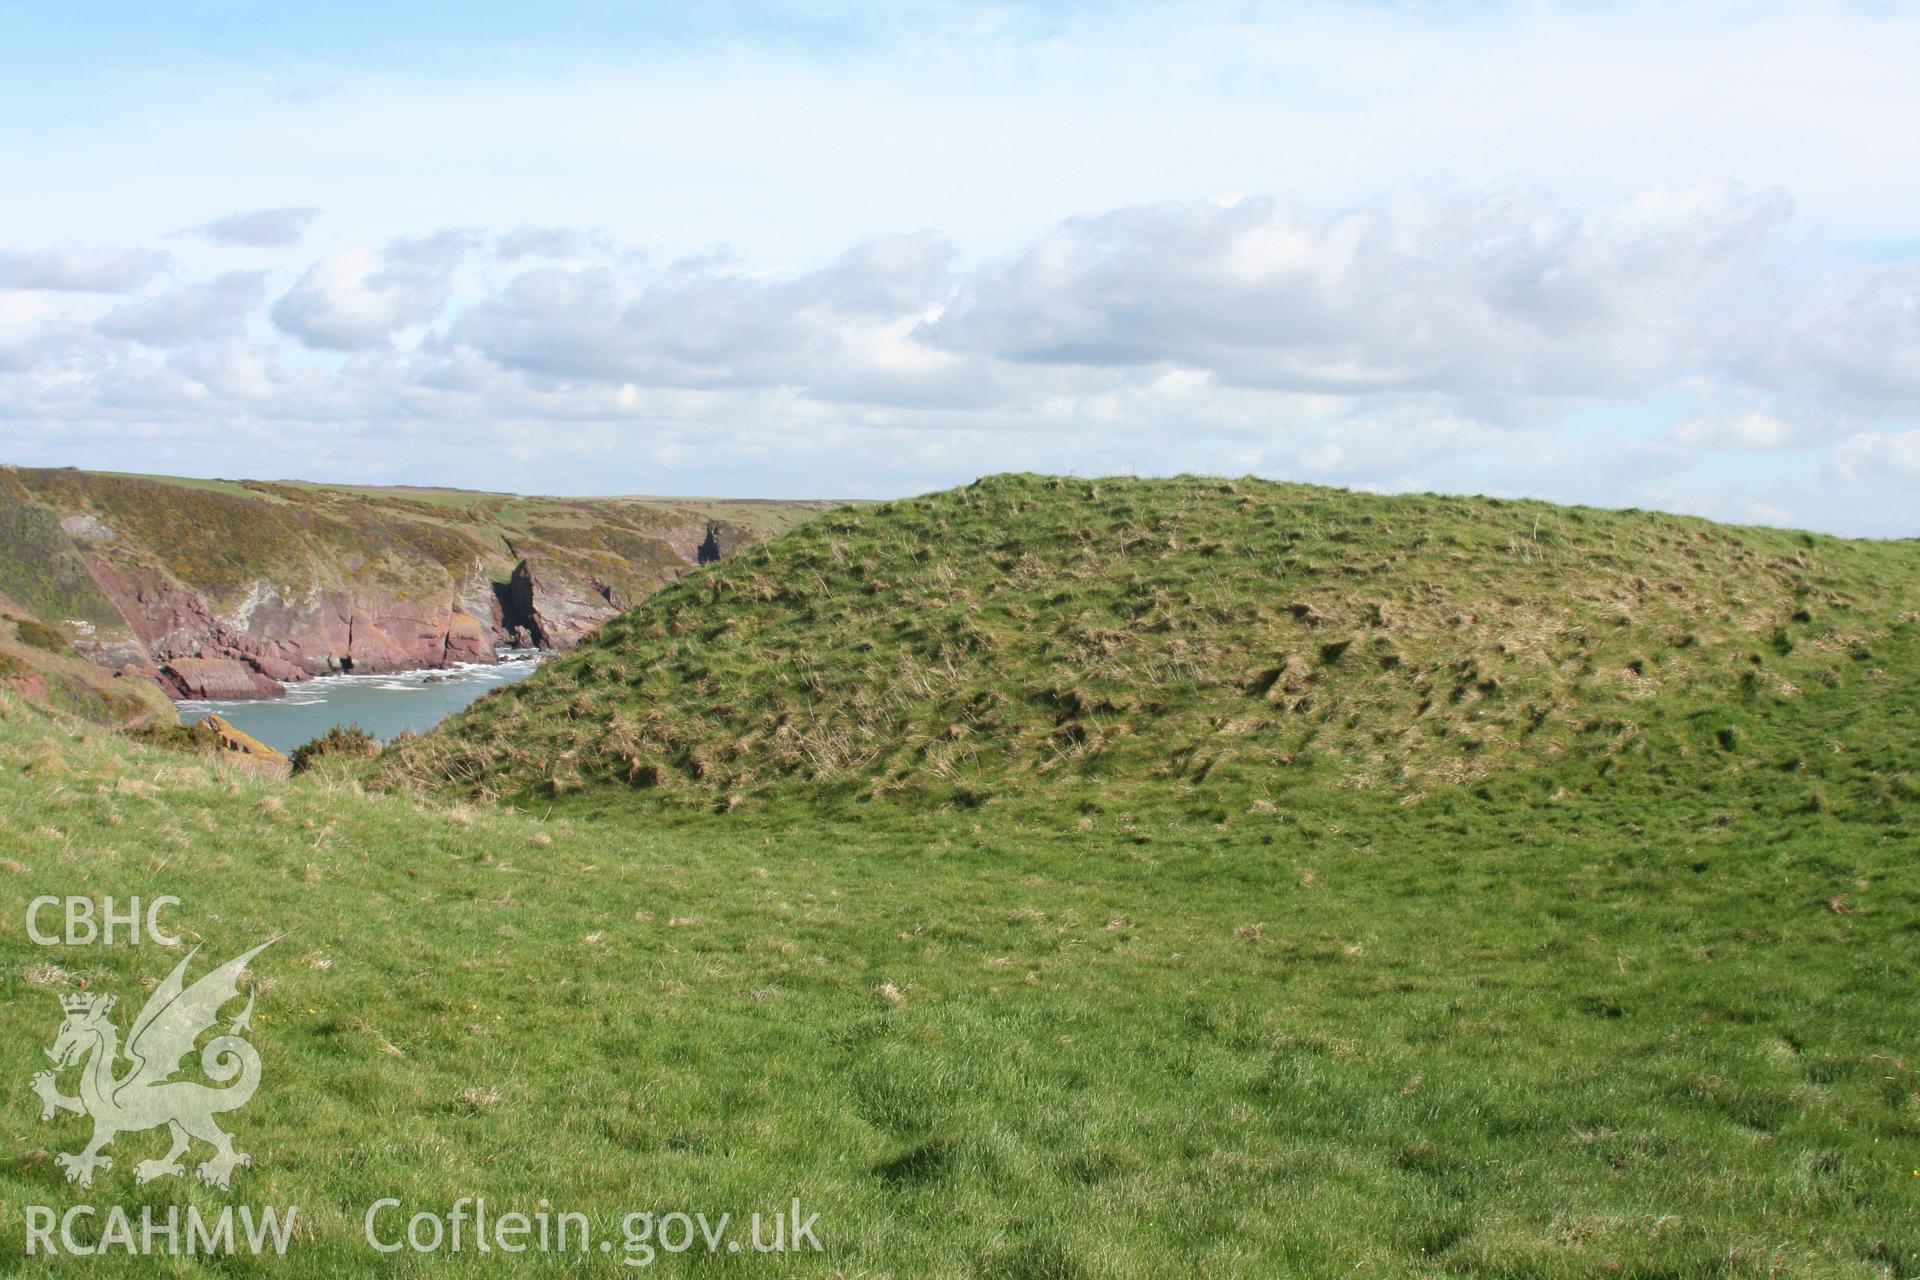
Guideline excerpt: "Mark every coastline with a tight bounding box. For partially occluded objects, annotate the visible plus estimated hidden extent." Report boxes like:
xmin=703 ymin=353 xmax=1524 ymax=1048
xmin=174 ymin=650 xmax=547 ymax=753
xmin=172 ymin=648 xmax=548 ymax=708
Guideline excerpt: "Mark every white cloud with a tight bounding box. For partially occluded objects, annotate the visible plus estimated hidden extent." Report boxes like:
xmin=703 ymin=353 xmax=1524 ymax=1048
xmin=448 ymin=232 xmax=972 ymax=404
xmin=95 ymin=271 xmax=266 ymax=346
xmin=925 ymin=183 xmax=1801 ymax=400
xmin=195 ymin=207 xmax=320 ymax=248
xmin=496 ymin=225 xmax=616 ymax=261
xmin=0 ymin=291 xmax=63 ymax=371
xmin=384 ymin=227 xmax=482 ymax=269
xmin=1672 ymin=409 xmax=1803 ymax=450
xmin=0 ymin=245 xmax=166 ymax=293
xmin=1298 ymin=442 xmax=1346 ymax=474
xmin=270 ymin=247 xmax=455 ymax=351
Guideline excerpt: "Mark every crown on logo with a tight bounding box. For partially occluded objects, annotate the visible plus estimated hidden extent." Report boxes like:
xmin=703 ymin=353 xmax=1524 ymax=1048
xmin=59 ymin=993 xmax=96 ymax=1013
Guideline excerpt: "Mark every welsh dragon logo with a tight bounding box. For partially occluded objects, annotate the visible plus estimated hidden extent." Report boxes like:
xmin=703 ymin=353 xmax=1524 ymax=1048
xmin=28 ymin=940 xmax=273 ymax=1189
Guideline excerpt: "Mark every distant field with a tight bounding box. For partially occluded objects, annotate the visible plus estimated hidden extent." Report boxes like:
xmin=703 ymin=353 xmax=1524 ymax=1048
xmin=85 ymin=469 xmax=847 ymax=537
xmin=2 ymin=463 xmax=836 ymax=616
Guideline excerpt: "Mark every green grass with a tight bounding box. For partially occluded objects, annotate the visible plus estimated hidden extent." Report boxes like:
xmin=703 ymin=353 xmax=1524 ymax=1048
xmin=0 ymin=653 xmax=1916 ymax=1276
xmin=2 ymin=473 xmax=1915 ymax=1275
xmin=85 ymin=471 xmax=264 ymax=499
xmin=0 ymin=614 xmax=173 ymax=729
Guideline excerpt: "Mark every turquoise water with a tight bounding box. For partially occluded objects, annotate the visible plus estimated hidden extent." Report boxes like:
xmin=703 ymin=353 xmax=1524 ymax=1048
xmin=178 ymin=652 xmax=543 ymax=754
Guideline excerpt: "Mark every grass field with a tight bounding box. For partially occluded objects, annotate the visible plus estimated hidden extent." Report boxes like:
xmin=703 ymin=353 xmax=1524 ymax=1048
xmin=0 ymin=474 xmax=1915 ymax=1276
xmin=1 ymin=672 xmax=1916 ymax=1276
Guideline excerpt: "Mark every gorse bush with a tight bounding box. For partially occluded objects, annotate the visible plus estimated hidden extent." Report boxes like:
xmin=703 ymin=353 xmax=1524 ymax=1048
xmin=290 ymin=723 xmax=381 ymax=775
xmin=10 ymin=615 xmax=69 ymax=653
xmin=128 ymin=718 xmax=226 ymax=756
xmin=0 ymin=487 xmax=123 ymax=627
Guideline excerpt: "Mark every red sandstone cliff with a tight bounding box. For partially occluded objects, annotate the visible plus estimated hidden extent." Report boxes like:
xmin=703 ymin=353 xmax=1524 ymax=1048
xmin=0 ymin=469 xmax=826 ymax=703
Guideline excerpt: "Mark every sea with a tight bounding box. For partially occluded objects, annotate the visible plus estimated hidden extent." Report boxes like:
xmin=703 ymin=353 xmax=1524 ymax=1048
xmin=176 ymin=650 xmax=545 ymax=754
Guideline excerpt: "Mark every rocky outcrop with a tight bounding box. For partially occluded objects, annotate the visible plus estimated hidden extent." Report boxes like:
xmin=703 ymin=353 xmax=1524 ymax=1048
xmin=91 ymin=554 xmax=660 ymax=699
xmin=2 ymin=673 xmax=48 ymax=699
xmin=697 ymin=520 xmax=746 ymax=565
xmin=494 ymin=559 xmax=620 ymax=652
xmin=59 ymin=513 xmax=117 ymax=543
xmin=198 ymin=713 xmax=291 ymax=778
xmin=442 ymin=609 xmax=494 ymax=665
xmin=457 ymin=558 xmax=503 ymax=648
xmin=158 ymin=657 xmax=286 ymax=701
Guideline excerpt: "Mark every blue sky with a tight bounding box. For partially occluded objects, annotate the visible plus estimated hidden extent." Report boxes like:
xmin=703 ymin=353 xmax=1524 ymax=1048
xmin=2 ymin=1 xmax=1918 ymax=533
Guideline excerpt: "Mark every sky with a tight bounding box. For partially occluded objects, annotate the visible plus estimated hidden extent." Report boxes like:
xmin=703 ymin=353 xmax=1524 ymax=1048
xmin=2 ymin=2 xmax=1918 ymax=535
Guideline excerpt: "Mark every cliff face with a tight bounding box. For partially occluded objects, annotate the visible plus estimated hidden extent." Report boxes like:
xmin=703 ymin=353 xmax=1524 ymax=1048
xmin=81 ymin=547 xmax=513 ymax=692
xmin=0 ymin=469 xmax=835 ymax=702
xmin=493 ymin=557 xmax=628 ymax=650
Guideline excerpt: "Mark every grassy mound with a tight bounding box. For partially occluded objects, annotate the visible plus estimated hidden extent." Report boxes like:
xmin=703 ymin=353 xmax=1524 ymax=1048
xmin=381 ymin=473 xmax=1920 ymax=810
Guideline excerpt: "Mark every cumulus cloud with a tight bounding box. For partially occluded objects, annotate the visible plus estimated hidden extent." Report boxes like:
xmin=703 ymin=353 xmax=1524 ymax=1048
xmin=923 ymin=183 xmax=1798 ymax=398
xmin=449 ymin=232 xmax=973 ymax=404
xmin=270 ymin=246 xmax=457 ymax=351
xmin=3 ymin=181 xmax=1920 ymax=532
xmin=195 ymin=206 xmax=321 ymax=248
xmin=94 ymin=271 xmax=266 ymax=347
xmin=1745 ymin=262 xmax=1920 ymax=408
xmin=0 ymin=245 xmax=166 ymax=292
xmin=0 ymin=291 xmax=62 ymax=370
xmin=384 ymin=227 xmax=483 ymax=269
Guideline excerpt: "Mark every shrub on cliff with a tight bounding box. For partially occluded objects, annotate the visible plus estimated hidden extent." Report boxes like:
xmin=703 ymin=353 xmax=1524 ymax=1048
xmin=291 ymin=724 xmax=381 ymax=776
xmin=0 ymin=492 xmax=124 ymax=628
xmin=10 ymin=615 xmax=69 ymax=653
xmin=129 ymin=718 xmax=226 ymax=757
